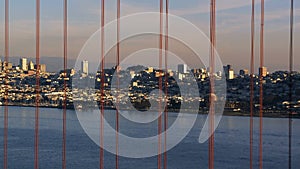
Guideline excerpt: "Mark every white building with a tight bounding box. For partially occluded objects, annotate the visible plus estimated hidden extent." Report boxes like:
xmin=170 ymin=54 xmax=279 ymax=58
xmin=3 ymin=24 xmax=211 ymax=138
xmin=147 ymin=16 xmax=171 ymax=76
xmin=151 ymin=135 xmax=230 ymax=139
xmin=81 ymin=60 xmax=89 ymax=74
xmin=228 ymin=69 xmax=235 ymax=80
xmin=20 ymin=58 xmax=28 ymax=71
xmin=178 ymin=64 xmax=188 ymax=74
xmin=29 ymin=61 xmax=35 ymax=70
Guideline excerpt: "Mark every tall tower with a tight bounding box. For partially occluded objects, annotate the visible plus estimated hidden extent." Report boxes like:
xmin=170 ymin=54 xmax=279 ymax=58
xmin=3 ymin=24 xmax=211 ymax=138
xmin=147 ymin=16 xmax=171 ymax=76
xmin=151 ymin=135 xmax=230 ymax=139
xmin=29 ymin=61 xmax=35 ymax=70
xmin=228 ymin=69 xmax=235 ymax=79
xmin=81 ymin=60 xmax=89 ymax=75
xmin=0 ymin=59 xmax=2 ymax=71
xmin=20 ymin=58 xmax=28 ymax=71
xmin=223 ymin=64 xmax=233 ymax=79
xmin=178 ymin=64 xmax=188 ymax=74
xmin=40 ymin=64 xmax=46 ymax=72
xmin=259 ymin=67 xmax=268 ymax=77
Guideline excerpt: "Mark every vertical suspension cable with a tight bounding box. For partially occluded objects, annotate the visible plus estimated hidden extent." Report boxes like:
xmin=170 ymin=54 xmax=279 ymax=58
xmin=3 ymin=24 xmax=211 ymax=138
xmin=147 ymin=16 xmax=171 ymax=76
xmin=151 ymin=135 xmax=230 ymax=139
xmin=100 ymin=0 xmax=105 ymax=169
xmin=288 ymin=0 xmax=294 ymax=169
xmin=249 ymin=1 xmax=255 ymax=169
xmin=158 ymin=0 xmax=163 ymax=168
xmin=115 ymin=0 xmax=120 ymax=168
xmin=34 ymin=0 xmax=41 ymax=169
xmin=209 ymin=0 xmax=216 ymax=169
xmin=3 ymin=0 xmax=9 ymax=168
xmin=259 ymin=0 xmax=264 ymax=169
xmin=62 ymin=0 xmax=68 ymax=169
xmin=163 ymin=0 xmax=169 ymax=169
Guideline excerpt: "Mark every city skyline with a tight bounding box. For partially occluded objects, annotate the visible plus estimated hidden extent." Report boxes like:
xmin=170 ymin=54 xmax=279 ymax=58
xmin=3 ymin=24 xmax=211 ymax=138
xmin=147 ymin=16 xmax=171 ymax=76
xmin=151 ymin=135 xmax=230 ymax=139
xmin=1 ymin=56 xmax=299 ymax=116
xmin=0 ymin=55 xmax=296 ymax=74
xmin=0 ymin=56 xmax=272 ymax=76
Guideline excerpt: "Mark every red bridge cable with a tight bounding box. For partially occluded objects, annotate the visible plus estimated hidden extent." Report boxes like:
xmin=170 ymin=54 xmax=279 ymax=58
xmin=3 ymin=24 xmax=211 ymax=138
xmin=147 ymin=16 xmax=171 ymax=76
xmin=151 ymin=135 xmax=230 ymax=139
xmin=259 ymin=0 xmax=265 ymax=169
xmin=249 ymin=0 xmax=255 ymax=169
xmin=3 ymin=0 xmax=9 ymax=168
xmin=62 ymin=0 xmax=68 ymax=169
xmin=100 ymin=0 xmax=105 ymax=169
xmin=163 ymin=0 xmax=169 ymax=169
xmin=288 ymin=0 xmax=294 ymax=169
xmin=158 ymin=0 xmax=164 ymax=168
xmin=116 ymin=0 xmax=120 ymax=169
xmin=34 ymin=0 xmax=41 ymax=169
xmin=209 ymin=0 xmax=216 ymax=169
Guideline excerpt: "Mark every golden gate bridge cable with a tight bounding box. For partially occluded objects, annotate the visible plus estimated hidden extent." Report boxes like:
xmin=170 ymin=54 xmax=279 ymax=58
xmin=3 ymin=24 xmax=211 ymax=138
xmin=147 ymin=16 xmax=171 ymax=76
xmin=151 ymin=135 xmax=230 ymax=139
xmin=34 ymin=0 xmax=41 ymax=168
xmin=288 ymin=0 xmax=294 ymax=168
xmin=164 ymin=0 xmax=169 ymax=168
xmin=259 ymin=0 xmax=265 ymax=169
xmin=116 ymin=0 xmax=121 ymax=168
xmin=100 ymin=0 xmax=105 ymax=169
xmin=209 ymin=0 xmax=216 ymax=168
xmin=3 ymin=0 xmax=9 ymax=168
xmin=250 ymin=0 xmax=255 ymax=169
xmin=62 ymin=0 xmax=68 ymax=168
xmin=158 ymin=0 xmax=164 ymax=168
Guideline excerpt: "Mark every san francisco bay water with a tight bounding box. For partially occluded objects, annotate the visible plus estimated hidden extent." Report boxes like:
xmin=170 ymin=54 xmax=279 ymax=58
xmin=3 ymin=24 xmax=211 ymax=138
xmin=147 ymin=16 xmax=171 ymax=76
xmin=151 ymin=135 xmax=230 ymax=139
xmin=0 ymin=107 xmax=299 ymax=169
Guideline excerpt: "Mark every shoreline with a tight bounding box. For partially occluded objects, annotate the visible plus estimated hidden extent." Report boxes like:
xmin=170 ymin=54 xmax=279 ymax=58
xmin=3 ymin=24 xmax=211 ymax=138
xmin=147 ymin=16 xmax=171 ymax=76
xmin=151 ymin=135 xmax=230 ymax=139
xmin=1 ymin=104 xmax=299 ymax=119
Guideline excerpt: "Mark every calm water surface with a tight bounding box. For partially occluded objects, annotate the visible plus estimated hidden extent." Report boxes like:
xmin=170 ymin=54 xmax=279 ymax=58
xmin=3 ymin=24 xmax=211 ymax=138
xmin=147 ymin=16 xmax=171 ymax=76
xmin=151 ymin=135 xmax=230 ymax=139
xmin=0 ymin=107 xmax=299 ymax=169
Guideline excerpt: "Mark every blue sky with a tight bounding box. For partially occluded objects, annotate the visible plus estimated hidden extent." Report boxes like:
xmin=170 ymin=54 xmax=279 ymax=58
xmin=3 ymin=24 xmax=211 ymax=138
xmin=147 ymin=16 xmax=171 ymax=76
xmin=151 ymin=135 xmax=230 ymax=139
xmin=0 ymin=0 xmax=299 ymax=72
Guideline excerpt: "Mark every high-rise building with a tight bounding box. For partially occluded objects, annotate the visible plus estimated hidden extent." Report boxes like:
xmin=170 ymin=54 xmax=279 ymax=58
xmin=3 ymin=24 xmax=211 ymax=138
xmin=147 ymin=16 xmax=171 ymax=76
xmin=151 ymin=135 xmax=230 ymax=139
xmin=7 ymin=62 xmax=12 ymax=70
xmin=223 ymin=64 xmax=233 ymax=79
xmin=0 ymin=59 xmax=2 ymax=71
xmin=146 ymin=67 xmax=154 ymax=73
xmin=239 ymin=69 xmax=249 ymax=76
xmin=228 ymin=69 xmax=235 ymax=80
xmin=259 ymin=67 xmax=268 ymax=77
xmin=81 ymin=60 xmax=89 ymax=74
xmin=20 ymin=58 xmax=28 ymax=71
xmin=40 ymin=64 xmax=46 ymax=72
xmin=29 ymin=61 xmax=35 ymax=70
xmin=178 ymin=64 xmax=188 ymax=74
xmin=192 ymin=68 xmax=206 ymax=74
xmin=35 ymin=64 xmax=46 ymax=72
xmin=3 ymin=61 xmax=13 ymax=70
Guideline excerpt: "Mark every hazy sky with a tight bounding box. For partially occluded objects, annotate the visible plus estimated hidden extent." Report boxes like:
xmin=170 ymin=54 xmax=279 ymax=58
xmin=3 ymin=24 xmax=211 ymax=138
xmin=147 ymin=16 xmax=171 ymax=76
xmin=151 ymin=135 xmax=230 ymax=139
xmin=0 ymin=0 xmax=299 ymax=72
